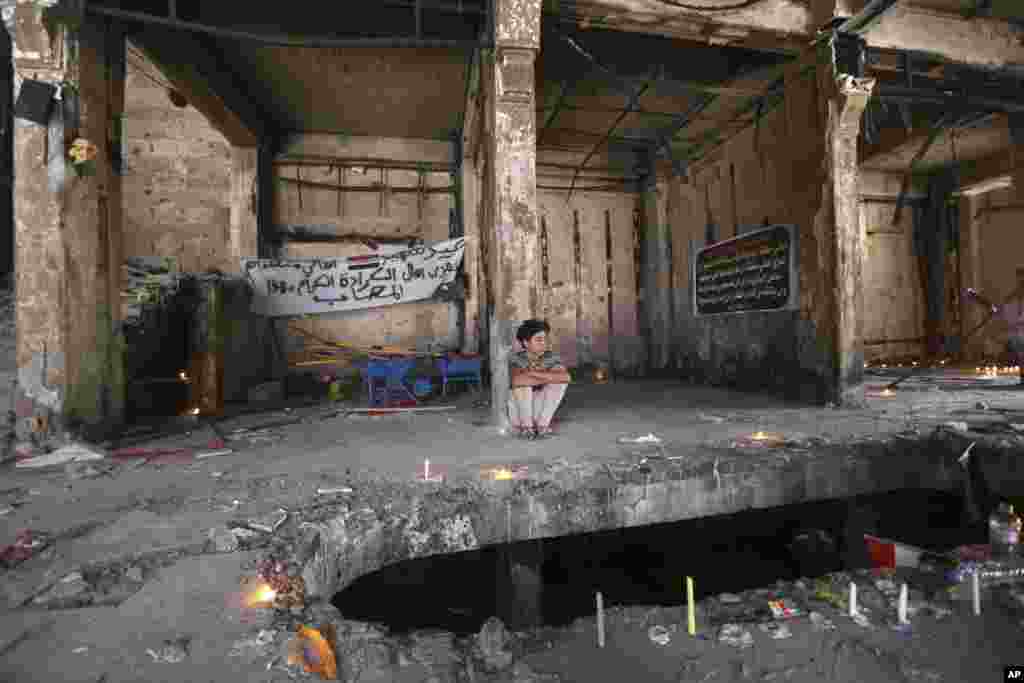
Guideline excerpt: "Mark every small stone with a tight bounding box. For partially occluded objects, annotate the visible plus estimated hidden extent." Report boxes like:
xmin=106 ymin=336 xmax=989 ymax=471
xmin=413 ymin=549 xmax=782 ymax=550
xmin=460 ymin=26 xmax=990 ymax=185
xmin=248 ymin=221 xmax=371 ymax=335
xmin=34 ymin=571 xmax=90 ymax=606
xmin=208 ymin=526 xmax=239 ymax=553
xmin=477 ymin=616 xmax=511 ymax=666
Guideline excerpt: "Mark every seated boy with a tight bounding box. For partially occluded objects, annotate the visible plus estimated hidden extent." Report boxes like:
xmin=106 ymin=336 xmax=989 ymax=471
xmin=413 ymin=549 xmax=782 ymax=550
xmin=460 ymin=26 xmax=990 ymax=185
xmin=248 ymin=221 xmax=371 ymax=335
xmin=508 ymin=319 xmax=571 ymax=439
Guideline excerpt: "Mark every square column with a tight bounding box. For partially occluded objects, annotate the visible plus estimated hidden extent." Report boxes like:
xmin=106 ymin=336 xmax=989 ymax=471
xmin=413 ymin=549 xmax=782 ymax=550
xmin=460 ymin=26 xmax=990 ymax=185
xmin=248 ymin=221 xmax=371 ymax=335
xmin=11 ymin=7 xmax=127 ymax=434
xmin=484 ymin=0 xmax=542 ymax=429
xmin=228 ymin=146 xmax=258 ymax=272
xmin=782 ymin=36 xmax=874 ymax=406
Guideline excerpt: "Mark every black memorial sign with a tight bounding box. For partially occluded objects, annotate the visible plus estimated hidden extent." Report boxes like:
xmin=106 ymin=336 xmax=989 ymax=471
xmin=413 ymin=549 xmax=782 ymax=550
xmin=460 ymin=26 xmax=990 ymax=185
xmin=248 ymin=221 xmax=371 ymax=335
xmin=694 ymin=225 xmax=793 ymax=315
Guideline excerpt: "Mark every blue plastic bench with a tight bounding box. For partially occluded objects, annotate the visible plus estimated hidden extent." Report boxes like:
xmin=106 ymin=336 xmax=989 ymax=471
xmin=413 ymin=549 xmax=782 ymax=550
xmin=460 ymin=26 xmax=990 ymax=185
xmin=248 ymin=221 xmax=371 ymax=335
xmin=435 ymin=354 xmax=483 ymax=397
xmin=361 ymin=357 xmax=419 ymax=406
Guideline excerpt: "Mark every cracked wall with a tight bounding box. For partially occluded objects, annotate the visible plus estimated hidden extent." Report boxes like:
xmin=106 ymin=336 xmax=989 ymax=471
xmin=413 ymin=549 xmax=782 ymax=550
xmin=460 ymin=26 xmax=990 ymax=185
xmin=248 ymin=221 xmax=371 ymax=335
xmin=275 ymin=135 xmax=459 ymax=353
xmin=122 ymin=44 xmax=232 ymax=275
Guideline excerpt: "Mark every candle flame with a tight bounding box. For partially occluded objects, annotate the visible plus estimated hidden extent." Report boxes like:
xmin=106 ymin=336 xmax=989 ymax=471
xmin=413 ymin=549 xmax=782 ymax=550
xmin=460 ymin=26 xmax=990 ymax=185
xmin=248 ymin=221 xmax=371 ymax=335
xmin=178 ymin=370 xmax=190 ymax=382
xmin=246 ymin=582 xmax=277 ymax=607
xmin=189 ymin=407 xmax=200 ymax=416
xmin=881 ymin=389 xmax=894 ymax=397
xmin=492 ymin=468 xmax=514 ymax=481
xmin=752 ymin=431 xmax=768 ymax=440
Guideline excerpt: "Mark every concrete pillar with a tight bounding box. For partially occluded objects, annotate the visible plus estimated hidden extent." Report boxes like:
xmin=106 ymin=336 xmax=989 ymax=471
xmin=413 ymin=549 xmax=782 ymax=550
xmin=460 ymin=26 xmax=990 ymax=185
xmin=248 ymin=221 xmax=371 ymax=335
xmin=228 ymin=146 xmax=258 ymax=273
xmin=641 ymin=178 xmax=672 ymax=373
xmin=824 ymin=69 xmax=874 ymax=407
xmin=783 ymin=40 xmax=874 ymax=407
xmin=12 ymin=7 xmax=128 ymax=434
xmin=485 ymin=0 xmax=541 ymax=430
xmin=461 ymin=158 xmax=481 ymax=354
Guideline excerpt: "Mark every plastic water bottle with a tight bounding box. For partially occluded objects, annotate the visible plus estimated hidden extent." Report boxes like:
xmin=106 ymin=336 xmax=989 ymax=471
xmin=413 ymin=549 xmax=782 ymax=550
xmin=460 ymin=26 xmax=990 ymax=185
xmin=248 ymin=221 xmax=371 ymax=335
xmin=989 ymin=503 xmax=1022 ymax=557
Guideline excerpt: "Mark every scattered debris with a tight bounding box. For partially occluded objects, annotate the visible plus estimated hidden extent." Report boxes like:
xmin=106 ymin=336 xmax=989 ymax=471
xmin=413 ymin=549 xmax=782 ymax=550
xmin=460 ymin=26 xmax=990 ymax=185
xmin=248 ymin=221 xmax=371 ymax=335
xmin=477 ymin=616 xmax=513 ymax=671
xmin=16 ymin=443 xmax=106 ymax=469
xmin=65 ymin=461 xmax=111 ymax=480
xmin=0 ymin=530 xmax=52 ymax=568
xmin=718 ymin=593 xmax=743 ymax=604
xmin=647 ymin=624 xmax=672 ymax=645
xmin=757 ymin=622 xmax=792 ymax=640
xmin=208 ymin=526 xmax=240 ymax=553
xmin=195 ymin=448 xmax=233 ymax=460
xmin=767 ymin=599 xmax=803 ymax=620
xmin=33 ymin=571 xmax=91 ymax=607
xmin=286 ymin=625 xmax=338 ymax=680
xmin=944 ymin=422 xmax=968 ymax=433
xmin=851 ymin=611 xmax=873 ymax=629
xmin=717 ymin=623 xmax=754 ymax=649
xmin=617 ymin=433 xmax=663 ymax=445
xmin=808 ymin=611 xmax=836 ymax=631
xmin=0 ymin=507 xmax=13 ymax=516
xmin=246 ymin=509 xmax=288 ymax=534
xmin=229 ymin=629 xmax=277 ymax=658
xmin=697 ymin=413 xmax=727 ymax=424
xmin=72 ymin=647 xmax=88 ymax=654
xmin=316 ymin=486 xmax=353 ymax=496
xmin=146 ymin=636 xmax=191 ymax=664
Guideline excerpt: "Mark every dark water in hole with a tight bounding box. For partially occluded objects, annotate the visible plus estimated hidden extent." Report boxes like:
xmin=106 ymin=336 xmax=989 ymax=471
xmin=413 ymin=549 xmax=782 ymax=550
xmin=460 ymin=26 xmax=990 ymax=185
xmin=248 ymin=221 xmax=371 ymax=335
xmin=332 ymin=489 xmax=985 ymax=636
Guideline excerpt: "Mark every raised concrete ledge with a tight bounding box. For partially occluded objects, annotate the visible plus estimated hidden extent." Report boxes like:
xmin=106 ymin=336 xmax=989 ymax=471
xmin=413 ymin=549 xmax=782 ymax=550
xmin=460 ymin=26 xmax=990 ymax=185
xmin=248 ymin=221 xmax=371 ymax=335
xmin=298 ymin=433 xmax=968 ymax=602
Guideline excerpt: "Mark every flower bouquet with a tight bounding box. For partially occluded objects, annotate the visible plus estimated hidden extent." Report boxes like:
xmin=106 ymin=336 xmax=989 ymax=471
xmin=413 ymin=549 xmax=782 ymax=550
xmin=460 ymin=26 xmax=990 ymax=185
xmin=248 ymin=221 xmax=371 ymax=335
xmin=68 ymin=138 xmax=98 ymax=177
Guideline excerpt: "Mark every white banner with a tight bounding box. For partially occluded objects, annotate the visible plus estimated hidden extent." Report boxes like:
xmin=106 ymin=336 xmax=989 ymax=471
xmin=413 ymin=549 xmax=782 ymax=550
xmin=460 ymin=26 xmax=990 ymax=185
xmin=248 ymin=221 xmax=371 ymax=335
xmin=243 ymin=237 xmax=465 ymax=317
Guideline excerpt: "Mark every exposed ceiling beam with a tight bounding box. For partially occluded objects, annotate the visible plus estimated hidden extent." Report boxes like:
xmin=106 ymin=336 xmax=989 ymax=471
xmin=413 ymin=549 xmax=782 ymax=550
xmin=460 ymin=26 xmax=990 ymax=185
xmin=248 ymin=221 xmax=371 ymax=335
xmin=131 ymin=28 xmax=273 ymax=146
xmin=460 ymin=49 xmax=482 ymax=161
xmin=88 ymin=3 xmax=485 ymax=48
xmin=567 ymin=70 xmax=657 ymax=199
xmin=836 ymin=0 xmax=903 ymax=35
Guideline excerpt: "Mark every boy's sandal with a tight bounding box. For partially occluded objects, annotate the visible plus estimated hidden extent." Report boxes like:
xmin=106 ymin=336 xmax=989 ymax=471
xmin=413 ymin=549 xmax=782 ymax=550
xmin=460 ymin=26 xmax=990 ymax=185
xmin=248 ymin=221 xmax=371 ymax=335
xmin=514 ymin=426 xmax=536 ymax=440
xmin=535 ymin=426 xmax=555 ymax=439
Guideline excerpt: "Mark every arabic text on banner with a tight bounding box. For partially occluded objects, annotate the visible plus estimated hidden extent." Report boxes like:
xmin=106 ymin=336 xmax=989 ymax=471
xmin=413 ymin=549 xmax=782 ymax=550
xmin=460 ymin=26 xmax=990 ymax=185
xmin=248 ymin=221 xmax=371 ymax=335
xmin=242 ymin=238 xmax=465 ymax=317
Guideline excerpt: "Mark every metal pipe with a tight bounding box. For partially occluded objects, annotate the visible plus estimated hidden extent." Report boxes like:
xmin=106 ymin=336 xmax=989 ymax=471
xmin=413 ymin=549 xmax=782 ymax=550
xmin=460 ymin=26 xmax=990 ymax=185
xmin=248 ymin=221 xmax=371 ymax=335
xmin=274 ymin=157 xmax=453 ymax=172
xmin=86 ymin=5 xmax=484 ymax=49
xmin=875 ymin=85 xmax=1024 ymax=113
xmin=278 ymin=176 xmax=454 ymax=194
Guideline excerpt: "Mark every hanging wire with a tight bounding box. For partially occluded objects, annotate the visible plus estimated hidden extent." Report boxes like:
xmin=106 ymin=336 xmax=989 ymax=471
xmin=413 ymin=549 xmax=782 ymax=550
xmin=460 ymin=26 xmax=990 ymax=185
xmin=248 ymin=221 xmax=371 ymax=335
xmin=652 ymin=0 xmax=769 ymax=10
xmin=126 ymin=46 xmax=176 ymax=91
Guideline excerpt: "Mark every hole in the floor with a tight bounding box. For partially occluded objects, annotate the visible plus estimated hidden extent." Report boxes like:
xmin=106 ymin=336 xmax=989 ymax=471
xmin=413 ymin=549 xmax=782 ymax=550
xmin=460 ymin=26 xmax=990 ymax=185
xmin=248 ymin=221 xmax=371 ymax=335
xmin=332 ymin=488 xmax=983 ymax=636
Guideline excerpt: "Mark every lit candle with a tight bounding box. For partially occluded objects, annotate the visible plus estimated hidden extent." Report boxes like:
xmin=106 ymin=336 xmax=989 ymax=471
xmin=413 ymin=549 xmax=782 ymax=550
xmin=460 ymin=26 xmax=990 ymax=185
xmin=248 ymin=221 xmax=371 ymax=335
xmin=848 ymin=582 xmax=858 ymax=618
xmin=972 ymin=571 xmax=981 ymax=616
xmin=898 ymin=583 xmax=908 ymax=625
xmin=881 ymin=389 xmax=895 ymax=397
xmin=424 ymin=458 xmax=430 ymax=480
xmin=687 ymin=577 xmax=696 ymax=636
xmin=596 ymin=592 xmax=605 ymax=648
xmin=493 ymin=468 xmax=513 ymax=481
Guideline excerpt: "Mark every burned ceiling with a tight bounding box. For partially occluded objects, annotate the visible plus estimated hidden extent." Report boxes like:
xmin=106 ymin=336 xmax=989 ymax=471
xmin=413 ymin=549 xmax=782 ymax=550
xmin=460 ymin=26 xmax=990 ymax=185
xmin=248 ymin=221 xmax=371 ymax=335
xmin=90 ymin=0 xmax=1024 ymax=176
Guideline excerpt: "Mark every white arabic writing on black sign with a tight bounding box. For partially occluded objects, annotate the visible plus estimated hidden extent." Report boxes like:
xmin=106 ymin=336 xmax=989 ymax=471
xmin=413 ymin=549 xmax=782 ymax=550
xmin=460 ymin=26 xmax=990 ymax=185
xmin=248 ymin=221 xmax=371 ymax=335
xmin=694 ymin=226 xmax=792 ymax=315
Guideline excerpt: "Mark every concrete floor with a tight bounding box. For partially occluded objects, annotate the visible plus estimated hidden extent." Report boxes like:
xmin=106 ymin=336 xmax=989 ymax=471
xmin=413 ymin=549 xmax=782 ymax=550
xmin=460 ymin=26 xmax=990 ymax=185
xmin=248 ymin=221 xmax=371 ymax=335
xmin=0 ymin=365 xmax=1021 ymax=682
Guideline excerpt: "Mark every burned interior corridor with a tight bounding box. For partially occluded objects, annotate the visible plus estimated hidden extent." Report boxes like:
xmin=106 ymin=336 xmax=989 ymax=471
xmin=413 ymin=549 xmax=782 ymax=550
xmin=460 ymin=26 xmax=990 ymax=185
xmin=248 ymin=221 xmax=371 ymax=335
xmin=3 ymin=0 xmax=1024 ymax=681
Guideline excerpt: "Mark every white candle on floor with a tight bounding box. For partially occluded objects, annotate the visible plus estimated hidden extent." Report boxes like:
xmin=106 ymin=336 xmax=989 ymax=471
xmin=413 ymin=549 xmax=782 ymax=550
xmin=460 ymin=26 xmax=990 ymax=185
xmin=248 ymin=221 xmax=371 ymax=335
xmin=898 ymin=583 xmax=909 ymax=624
xmin=849 ymin=582 xmax=858 ymax=617
xmin=972 ymin=571 xmax=981 ymax=616
xmin=424 ymin=458 xmax=430 ymax=480
xmin=596 ymin=592 xmax=605 ymax=648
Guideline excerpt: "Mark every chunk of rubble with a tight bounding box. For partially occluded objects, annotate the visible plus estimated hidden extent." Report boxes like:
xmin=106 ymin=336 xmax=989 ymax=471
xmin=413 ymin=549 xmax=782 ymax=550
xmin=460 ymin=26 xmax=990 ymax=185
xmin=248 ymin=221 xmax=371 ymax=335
xmin=16 ymin=442 xmax=106 ymax=469
xmin=476 ymin=616 xmax=513 ymax=671
xmin=33 ymin=571 xmax=91 ymax=607
xmin=146 ymin=636 xmax=191 ymax=664
xmin=208 ymin=526 xmax=239 ymax=553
